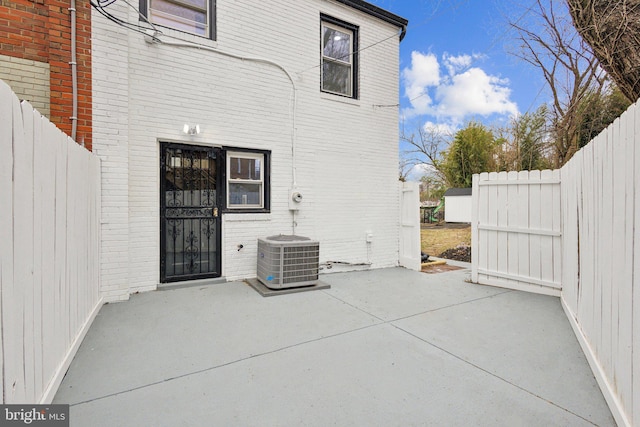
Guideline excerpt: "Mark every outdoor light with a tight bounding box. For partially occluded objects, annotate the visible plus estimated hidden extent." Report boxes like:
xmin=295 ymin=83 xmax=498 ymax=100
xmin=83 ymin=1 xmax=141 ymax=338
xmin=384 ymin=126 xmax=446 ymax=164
xmin=183 ymin=124 xmax=200 ymax=135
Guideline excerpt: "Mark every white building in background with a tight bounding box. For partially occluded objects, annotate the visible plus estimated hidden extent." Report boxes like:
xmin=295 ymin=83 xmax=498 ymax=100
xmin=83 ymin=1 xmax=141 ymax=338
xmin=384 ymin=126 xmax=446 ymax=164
xmin=91 ymin=0 xmax=411 ymax=300
xmin=444 ymin=188 xmax=472 ymax=223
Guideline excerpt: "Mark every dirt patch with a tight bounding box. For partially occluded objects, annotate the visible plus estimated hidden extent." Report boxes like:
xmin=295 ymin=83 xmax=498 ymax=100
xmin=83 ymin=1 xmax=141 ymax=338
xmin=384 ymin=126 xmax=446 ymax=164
xmin=438 ymin=245 xmax=471 ymax=263
xmin=421 ymin=264 xmax=464 ymax=274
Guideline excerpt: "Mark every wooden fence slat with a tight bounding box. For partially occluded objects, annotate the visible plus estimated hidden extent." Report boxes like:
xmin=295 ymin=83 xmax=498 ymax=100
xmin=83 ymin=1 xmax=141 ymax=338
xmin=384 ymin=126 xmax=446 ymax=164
xmin=20 ymin=102 xmax=39 ymax=403
xmin=610 ymin=118 xmax=624 ymax=398
xmin=528 ymin=170 xmax=542 ymax=283
xmin=551 ymin=169 xmax=561 ymax=285
xmin=90 ymin=156 xmax=101 ymax=307
xmin=67 ymin=141 xmax=79 ymax=339
xmin=506 ymin=171 xmax=519 ymax=286
xmin=496 ymin=172 xmax=509 ymax=287
xmin=477 ymin=173 xmax=489 ymax=283
xmin=9 ymin=94 xmax=28 ymax=403
xmin=41 ymin=120 xmax=57 ymax=392
xmin=579 ymin=145 xmax=593 ymax=340
xmin=471 ymin=175 xmax=479 ymax=282
xmin=54 ymin=131 xmax=68 ymax=363
xmin=560 ymin=162 xmax=577 ymax=313
xmin=633 ymin=101 xmax=640 ymax=427
xmin=29 ymin=105 xmax=45 ymax=400
xmin=616 ymin=107 xmax=633 ymax=417
xmin=489 ymin=172 xmax=499 ymax=283
xmin=539 ymin=170 xmax=554 ymax=285
xmin=517 ymin=170 xmax=530 ymax=289
xmin=601 ymin=126 xmax=614 ymax=380
xmin=0 ymin=81 xmax=14 ymax=403
xmin=594 ymin=135 xmax=604 ymax=346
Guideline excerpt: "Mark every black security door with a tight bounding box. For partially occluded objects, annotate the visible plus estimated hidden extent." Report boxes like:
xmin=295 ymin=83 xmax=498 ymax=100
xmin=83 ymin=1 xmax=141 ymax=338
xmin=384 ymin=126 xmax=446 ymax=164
xmin=160 ymin=143 xmax=221 ymax=282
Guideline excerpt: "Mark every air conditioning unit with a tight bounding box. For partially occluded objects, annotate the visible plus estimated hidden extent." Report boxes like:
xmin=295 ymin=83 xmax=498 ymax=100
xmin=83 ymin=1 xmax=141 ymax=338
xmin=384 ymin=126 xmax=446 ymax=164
xmin=257 ymin=235 xmax=320 ymax=289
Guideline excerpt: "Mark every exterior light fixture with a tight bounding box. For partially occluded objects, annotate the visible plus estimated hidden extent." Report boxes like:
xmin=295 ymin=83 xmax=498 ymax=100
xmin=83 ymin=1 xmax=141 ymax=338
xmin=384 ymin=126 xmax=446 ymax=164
xmin=183 ymin=124 xmax=200 ymax=135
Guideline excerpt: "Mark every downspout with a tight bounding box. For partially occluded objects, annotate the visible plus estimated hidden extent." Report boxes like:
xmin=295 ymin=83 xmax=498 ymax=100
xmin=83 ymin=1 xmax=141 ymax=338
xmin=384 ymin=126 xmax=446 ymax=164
xmin=69 ymin=0 xmax=78 ymax=142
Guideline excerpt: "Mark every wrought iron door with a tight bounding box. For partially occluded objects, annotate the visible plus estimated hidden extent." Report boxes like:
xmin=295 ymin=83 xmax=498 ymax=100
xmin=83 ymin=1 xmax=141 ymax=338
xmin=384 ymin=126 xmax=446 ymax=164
xmin=160 ymin=143 xmax=221 ymax=282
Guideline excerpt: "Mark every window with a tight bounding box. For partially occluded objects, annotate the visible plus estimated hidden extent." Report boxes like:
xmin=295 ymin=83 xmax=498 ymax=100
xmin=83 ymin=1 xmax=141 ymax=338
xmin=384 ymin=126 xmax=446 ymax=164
xmin=321 ymin=15 xmax=358 ymax=98
xmin=226 ymin=151 xmax=269 ymax=211
xmin=141 ymin=0 xmax=215 ymax=39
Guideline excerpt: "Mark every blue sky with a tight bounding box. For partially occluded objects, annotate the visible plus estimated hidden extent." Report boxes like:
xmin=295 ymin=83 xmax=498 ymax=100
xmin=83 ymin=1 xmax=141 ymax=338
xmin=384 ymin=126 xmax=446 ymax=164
xmin=368 ymin=0 xmax=546 ymax=135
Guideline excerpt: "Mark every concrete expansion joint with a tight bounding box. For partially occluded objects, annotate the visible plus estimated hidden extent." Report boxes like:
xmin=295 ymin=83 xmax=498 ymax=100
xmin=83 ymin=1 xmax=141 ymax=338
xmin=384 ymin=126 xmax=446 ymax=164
xmin=320 ymin=289 xmax=386 ymax=322
xmin=68 ymin=322 xmax=382 ymax=409
xmin=388 ymin=289 xmax=514 ymax=323
xmin=390 ymin=323 xmax=598 ymax=426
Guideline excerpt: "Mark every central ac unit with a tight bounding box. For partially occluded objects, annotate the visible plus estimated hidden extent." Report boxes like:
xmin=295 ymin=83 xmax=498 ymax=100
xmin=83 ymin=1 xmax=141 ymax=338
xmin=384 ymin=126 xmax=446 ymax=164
xmin=257 ymin=235 xmax=320 ymax=289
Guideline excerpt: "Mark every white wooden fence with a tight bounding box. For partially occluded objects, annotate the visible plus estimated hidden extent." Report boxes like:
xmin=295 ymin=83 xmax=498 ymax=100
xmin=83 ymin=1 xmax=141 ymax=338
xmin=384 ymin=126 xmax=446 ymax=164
xmin=560 ymin=103 xmax=639 ymax=427
xmin=471 ymin=101 xmax=639 ymax=427
xmin=0 ymin=80 xmax=102 ymax=404
xmin=471 ymin=170 xmax=562 ymax=296
xmin=399 ymin=181 xmax=421 ymax=271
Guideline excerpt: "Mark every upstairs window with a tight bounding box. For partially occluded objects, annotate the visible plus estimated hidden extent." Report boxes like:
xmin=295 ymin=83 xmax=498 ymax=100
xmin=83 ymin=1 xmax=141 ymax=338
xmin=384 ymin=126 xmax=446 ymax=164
xmin=321 ymin=15 xmax=358 ymax=98
xmin=141 ymin=0 xmax=215 ymax=39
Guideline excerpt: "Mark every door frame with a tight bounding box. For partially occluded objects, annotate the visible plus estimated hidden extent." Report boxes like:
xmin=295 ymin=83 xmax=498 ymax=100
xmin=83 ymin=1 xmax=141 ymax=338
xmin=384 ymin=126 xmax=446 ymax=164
xmin=159 ymin=141 xmax=223 ymax=283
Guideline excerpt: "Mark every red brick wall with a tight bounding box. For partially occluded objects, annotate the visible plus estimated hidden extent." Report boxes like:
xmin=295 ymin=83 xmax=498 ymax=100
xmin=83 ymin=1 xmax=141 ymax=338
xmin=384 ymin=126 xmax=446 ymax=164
xmin=0 ymin=0 xmax=92 ymax=150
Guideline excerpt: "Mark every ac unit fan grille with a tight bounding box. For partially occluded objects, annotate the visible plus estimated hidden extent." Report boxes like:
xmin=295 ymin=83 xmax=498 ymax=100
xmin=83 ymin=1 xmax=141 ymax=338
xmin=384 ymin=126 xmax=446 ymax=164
xmin=281 ymin=246 xmax=319 ymax=284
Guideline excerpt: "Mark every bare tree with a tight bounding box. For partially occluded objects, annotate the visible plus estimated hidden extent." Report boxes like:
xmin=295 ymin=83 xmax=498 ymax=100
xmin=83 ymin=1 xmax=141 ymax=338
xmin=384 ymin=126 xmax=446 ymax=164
xmin=567 ymin=0 xmax=640 ymax=102
xmin=398 ymin=156 xmax=414 ymax=182
xmin=509 ymin=0 xmax=607 ymax=166
xmin=400 ymin=122 xmax=451 ymax=182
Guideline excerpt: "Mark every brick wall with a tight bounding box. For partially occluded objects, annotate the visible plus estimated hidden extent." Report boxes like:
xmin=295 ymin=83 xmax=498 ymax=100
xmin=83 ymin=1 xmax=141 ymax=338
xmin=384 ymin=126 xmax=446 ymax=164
xmin=92 ymin=0 xmax=403 ymax=299
xmin=0 ymin=54 xmax=50 ymax=116
xmin=0 ymin=0 xmax=91 ymax=149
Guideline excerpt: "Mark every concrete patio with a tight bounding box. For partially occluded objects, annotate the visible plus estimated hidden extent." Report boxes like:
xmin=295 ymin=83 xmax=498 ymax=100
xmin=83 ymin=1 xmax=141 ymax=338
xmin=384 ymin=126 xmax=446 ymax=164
xmin=53 ymin=266 xmax=614 ymax=426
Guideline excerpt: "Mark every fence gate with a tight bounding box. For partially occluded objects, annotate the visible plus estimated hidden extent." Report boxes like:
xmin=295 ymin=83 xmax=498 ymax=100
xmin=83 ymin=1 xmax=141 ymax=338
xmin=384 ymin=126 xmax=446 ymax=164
xmin=471 ymin=170 xmax=562 ymax=296
xmin=399 ymin=181 xmax=421 ymax=271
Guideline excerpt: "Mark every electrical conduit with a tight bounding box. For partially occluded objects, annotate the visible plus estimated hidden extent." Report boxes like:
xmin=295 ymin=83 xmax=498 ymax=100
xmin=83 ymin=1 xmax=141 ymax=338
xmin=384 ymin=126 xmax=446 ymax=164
xmin=69 ymin=0 xmax=78 ymax=142
xmin=151 ymin=36 xmax=299 ymax=233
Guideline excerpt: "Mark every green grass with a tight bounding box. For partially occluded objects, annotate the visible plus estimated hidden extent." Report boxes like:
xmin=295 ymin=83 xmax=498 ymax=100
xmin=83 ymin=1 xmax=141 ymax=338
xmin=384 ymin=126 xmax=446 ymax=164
xmin=420 ymin=225 xmax=471 ymax=257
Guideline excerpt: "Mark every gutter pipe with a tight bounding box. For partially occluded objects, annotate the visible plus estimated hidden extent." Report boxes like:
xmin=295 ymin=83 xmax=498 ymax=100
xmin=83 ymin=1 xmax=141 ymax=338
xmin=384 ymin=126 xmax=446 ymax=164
xmin=69 ymin=0 xmax=78 ymax=142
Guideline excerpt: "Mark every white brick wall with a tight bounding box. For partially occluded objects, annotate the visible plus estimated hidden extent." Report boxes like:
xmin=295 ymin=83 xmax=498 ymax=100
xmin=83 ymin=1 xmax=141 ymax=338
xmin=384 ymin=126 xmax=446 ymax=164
xmin=0 ymin=54 xmax=50 ymax=117
xmin=92 ymin=0 xmax=403 ymax=296
xmin=92 ymin=3 xmax=131 ymax=301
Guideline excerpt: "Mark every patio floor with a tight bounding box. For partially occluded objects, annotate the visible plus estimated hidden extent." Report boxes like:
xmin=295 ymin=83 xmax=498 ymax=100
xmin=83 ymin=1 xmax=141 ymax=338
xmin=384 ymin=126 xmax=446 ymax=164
xmin=54 ymin=266 xmax=615 ymax=426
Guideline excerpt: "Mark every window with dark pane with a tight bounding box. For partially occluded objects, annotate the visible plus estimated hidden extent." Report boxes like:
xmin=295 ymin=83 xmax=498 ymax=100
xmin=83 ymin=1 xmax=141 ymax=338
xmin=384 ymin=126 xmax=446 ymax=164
xmin=321 ymin=16 xmax=358 ymax=98
xmin=226 ymin=152 xmax=267 ymax=209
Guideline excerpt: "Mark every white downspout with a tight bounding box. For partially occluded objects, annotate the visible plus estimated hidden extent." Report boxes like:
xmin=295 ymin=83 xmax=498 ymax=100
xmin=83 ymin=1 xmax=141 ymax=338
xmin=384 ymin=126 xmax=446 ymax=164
xmin=69 ymin=0 xmax=78 ymax=142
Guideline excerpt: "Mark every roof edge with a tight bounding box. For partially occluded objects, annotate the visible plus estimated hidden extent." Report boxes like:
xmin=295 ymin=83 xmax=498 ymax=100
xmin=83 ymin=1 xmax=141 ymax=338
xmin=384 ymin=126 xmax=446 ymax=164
xmin=332 ymin=0 xmax=408 ymax=41
xmin=444 ymin=188 xmax=473 ymax=197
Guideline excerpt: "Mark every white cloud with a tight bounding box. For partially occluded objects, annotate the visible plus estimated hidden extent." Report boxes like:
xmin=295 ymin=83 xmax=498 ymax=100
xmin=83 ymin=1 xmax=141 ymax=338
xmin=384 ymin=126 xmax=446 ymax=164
xmin=401 ymin=51 xmax=519 ymax=126
xmin=406 ymin=163 xmax=437 ymax=182
xmin=435 ymin=68 xmax=519 ymax=120
xmin=422 ymin=121 xmax=456 ymax=138
xmin=401 ymin=52 xmax=440 ymax=116
xmin=442 ymin=53 xmax=472 ymax=76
